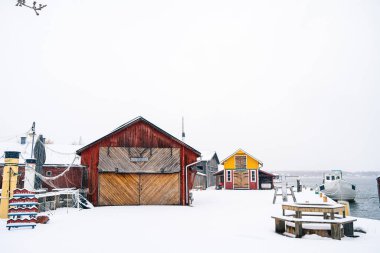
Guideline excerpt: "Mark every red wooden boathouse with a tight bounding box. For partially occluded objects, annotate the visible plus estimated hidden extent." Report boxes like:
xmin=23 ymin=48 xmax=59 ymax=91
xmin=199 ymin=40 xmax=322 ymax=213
xmin=76 ymin=116 xmax=200 ymax=206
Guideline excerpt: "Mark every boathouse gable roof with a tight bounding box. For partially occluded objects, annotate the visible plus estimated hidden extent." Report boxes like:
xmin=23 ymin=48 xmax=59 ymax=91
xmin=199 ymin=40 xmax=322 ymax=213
xmin=76 ymin=116 xmax=201 ymax=156
xmin=220 ymin=148 xmax=263 ymax=166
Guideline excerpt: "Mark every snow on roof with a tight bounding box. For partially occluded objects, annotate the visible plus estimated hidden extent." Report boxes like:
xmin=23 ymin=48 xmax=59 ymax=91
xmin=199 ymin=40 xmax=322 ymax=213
xmin=0 ymin=140 xmax=82 ymax=165
xmin=196 ymin=172 xmax=207 ymax=176
xmin=199 ymin=151 xmax=216 ymax=161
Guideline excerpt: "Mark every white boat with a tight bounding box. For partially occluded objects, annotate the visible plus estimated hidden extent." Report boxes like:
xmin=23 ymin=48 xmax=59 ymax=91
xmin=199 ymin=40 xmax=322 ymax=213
xmin=319 ymin=170 xmax=356 ymax=201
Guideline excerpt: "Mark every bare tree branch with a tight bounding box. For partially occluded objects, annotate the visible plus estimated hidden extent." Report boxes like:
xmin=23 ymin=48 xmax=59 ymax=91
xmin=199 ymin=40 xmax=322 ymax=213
xmin=16 ymin=0 xmax=47 ymax=16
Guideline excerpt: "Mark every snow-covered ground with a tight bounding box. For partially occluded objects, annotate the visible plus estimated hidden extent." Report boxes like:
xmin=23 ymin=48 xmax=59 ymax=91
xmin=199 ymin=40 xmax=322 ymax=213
xmin=1 ymin=189 xmax=379 ymax=253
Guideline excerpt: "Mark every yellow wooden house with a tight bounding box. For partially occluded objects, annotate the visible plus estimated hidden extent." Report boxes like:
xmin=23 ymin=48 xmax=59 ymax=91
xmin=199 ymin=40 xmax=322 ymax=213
xmin=221 ymin=148 xmax=263 ymax=190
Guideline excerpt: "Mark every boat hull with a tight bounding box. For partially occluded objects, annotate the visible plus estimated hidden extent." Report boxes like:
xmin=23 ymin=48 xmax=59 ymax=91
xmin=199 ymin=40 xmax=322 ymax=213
xmin=320 ymin=180 xmax=356 ymax=201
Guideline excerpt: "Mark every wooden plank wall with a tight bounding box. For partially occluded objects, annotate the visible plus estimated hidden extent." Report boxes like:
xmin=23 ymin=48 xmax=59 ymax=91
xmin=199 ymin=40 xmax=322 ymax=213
xmin=98 ymin=147 xmax=181 ymax=173
xmin=98 ymin=173 xmax=180 ymax=205
xmin=98 ymin=173 xmax=139 ymax=205
xmin=140 ymin=173 xmax=180 ymax=205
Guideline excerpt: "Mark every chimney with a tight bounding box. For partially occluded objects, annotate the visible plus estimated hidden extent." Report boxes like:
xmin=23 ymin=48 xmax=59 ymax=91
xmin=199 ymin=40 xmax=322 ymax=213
xmin=20 ymin=137 xmax=27 ymax=145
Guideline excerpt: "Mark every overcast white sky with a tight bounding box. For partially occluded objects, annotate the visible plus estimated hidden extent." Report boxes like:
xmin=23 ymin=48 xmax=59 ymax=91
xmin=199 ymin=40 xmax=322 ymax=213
xmin=0 ymin=0 xmax=379 ymax=171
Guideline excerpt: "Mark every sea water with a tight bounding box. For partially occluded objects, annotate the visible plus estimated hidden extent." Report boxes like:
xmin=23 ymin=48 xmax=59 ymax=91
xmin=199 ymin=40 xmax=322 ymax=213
xmin=297 ymin=175 xmax=380 ymax=220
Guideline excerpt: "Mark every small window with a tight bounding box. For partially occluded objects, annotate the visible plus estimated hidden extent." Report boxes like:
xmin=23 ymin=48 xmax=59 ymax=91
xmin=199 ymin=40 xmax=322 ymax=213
xmin=251 ymin=170 xmax=256 ymax=182
xmin=46 ymin=171 xmax=52 ymax=176
xmin=336 ymin=176 xmax=340 ymax=180
xmin=226 ymin=170 xmax=232 ymax=182
xmin=331 ymin=176 xmax=335 ymax=180
xmin=197 ymin=166 xmax=204 ymax=172
xmin=326 ymin=176 xmax=330 ymax=180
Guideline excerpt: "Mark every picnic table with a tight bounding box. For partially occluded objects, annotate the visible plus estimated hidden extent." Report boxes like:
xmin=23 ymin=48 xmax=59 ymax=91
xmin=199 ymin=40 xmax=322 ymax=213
xmin=272 ymin=202 xmax=356 ymax=240
xmin=282 ymin=202 xmax=346 ymax=219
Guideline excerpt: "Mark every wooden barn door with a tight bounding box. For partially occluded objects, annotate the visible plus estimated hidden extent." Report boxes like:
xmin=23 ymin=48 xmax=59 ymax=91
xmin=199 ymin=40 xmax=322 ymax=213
xmin=140 ymin=173 xmax=180 ymax=205
xmin=98 ymin=173 xmax=140 ymax=205
xmin=233 ymin=171 xmax=249 ymax=189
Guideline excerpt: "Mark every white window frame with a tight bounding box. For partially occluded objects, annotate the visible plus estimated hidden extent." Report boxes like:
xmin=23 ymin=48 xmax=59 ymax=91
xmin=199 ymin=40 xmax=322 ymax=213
xmin=250 ymin=170 xmax=256 ymax=182
xmin=226 ymin=170 xmax=232 ymax=182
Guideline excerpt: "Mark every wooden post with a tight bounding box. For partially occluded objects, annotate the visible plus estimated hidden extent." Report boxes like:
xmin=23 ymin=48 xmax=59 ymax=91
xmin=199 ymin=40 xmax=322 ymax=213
xmin=55 ymin=195 xmax=59 ymax=209
xmin=295 ymin=221 xmax=303 ymax=238
xmin=273 ymin=187 xmax=278 ymax=204
xmin=290 ymin=187 xmax=296 ymax=202
xmin=343 ymin=222 xmax=354 ymax=237
xmin=281 ymin=176 xmax=288 ymax=202
xmin=330 ymin=224 xmax=342 ymax=240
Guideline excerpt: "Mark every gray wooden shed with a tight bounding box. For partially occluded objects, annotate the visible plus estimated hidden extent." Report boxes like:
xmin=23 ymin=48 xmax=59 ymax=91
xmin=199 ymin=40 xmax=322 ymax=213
xmin=192 ymin=152 xmax=219 ymax=189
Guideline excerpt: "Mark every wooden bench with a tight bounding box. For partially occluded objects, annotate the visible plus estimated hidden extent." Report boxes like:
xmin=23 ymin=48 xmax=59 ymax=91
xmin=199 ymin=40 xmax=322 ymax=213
xmin=271 ymin=215 xmax=357 ymax=240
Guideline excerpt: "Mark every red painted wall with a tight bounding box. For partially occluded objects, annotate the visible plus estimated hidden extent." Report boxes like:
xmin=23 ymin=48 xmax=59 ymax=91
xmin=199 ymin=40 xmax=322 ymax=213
xmin=79 ymin=120 xmax=199 ymax=206
xmin=249 ymin=170 xmax=258 ymax=190
xmin=224 ymin=170 xmax=233 ymax=189
xmin=224 ymin=170 xmax=259 ymax=190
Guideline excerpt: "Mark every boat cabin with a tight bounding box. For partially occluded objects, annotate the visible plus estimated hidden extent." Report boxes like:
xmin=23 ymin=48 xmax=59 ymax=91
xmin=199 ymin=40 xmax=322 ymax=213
xmin=323 ymin=170 xmax=342 ymax=183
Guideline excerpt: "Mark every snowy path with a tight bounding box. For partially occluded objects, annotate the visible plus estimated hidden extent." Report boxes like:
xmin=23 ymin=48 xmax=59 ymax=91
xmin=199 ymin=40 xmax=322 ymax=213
xmin=0 ymin=189 xmax=379 ymax=253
